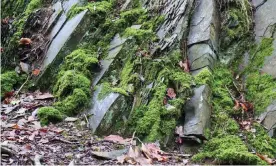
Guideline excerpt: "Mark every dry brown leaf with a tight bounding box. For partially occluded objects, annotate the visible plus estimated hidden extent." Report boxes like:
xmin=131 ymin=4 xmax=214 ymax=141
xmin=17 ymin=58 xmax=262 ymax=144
xmin=32 ymin=69 xmax=40 ymax=76
xmin=256 ymin=153 xmax=274 ymax=164
xmin=104 ymin=135 xmax=131 ymax=144
xmin=34 ymin=92 xmax=54 ymax=100
xmin=167 ymin=88 xmax=176 ymax=99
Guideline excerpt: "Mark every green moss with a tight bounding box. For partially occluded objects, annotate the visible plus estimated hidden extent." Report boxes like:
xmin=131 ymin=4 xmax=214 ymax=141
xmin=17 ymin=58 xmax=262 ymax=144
xmin=97 ymin=82 xmax=129 ymax=100
xmin=37 ymin=107 xmax=63 ymax=126
xmin=120 ymin=8 xmax=146 ymax=23
xmin=54 ymin=88 xmax=89 ymax=116
xmin=67 ymin=1 xmax=113 ymax=19
xmin=195 ymin=68 xmax=213 ymax=85
xmin=61 ymin=49 xmax=98 ymax=78
xmin=246 ymin=72 xmax=276 ymax=115
xmin=245 ymin=38 xmax=276 ymax=115
xmin=246 ymin=123 xmax=276 ymax=158
xmin=119 ymin=59 xmax=135 ymax=89
xmin=192 ymin=135 xmax=265 ymax=165
xmin=53 ymin=70 xmax=91 ymax=100
xmin=123 ymin=28 xmax=156 ymax=44
xmin=0 ymin=71 xmax=19 ymax=97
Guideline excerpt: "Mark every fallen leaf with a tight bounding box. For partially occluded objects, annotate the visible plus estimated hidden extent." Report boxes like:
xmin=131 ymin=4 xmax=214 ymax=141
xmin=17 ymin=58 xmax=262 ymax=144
xmin=179 ymin=59 xmax=190 ymax=73
xmin=29 ymin=130 xmax=39 ymax=141
xmin=64 ymin=117 xmax=79 ymax=122
xmin=166 ymin=88 xmax=176 ymax=99
xmin=34 ymin=92 xmax=54 ymax=100
xmin=17 ymin=108 xmax=27 ymax=114
xmin=17 ymin=118 xmax=27 ymax=126
xmin=20 ymin=62 xmax=30 ymax=74
xmin=31 ymin=121 xmax=41 ymax=130
xmin=32 ymin=69 xmax=40 ymax=76
xmin=104 ymin=135 xmax=131 ymax=144
xmin=256 ymin=153 xmax=274 ymax=164
xmin=233 ymin=99 xmax=240 ymax=110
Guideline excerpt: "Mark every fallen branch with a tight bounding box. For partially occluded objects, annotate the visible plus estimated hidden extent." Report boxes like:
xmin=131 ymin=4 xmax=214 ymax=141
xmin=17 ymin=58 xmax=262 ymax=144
xmin=51 ymin=137 xmax=79 ymax=144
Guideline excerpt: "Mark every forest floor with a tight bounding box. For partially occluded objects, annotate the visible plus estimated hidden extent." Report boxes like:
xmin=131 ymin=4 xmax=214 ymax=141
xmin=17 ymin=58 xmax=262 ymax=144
xmin=1 ymin=91 xmax=191 ymax=165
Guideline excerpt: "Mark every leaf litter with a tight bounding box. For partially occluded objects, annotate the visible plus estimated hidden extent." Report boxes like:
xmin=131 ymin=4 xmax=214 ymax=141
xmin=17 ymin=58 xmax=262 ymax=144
xmin=1 ymin=91 xmax=191 ymax=165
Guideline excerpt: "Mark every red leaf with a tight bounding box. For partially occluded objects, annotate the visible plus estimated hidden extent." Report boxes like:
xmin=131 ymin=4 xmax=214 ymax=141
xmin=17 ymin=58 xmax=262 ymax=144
xmin=166 ymin=88 xmax=176 ymax=99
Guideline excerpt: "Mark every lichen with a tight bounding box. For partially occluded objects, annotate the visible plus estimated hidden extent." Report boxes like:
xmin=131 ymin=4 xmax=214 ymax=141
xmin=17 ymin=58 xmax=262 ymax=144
xmin=192 ymin=135 xmax=266 ymax=165
xmin=37 ymin=107 xmax=63 ymax=126
xmin=54 ymin=88 xmax=89 ymax=116
xmin=53 ymin=70 xmax=91 ymax=100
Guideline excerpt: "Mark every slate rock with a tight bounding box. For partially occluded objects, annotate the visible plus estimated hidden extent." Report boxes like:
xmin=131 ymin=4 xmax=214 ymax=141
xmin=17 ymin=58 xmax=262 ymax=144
xmin=183 ymin=85 xmax=212 ymax=140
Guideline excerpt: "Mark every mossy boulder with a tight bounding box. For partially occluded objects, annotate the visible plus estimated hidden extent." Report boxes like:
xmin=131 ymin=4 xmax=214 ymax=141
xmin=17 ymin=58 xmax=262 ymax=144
xmin=1 ymin=71 xmax=19 ymax=97
xmin=54 ymin=88 xmax=89 ymax=116
xmin=61 ymin=49 xmax=98 ymax=78
xmin=37 ymin=107 xmax=63 ymax=126
xmin=53 ymin=70 xmax=91 ymax=99
xmin=192 ymin=135 xmax=266 ymax=165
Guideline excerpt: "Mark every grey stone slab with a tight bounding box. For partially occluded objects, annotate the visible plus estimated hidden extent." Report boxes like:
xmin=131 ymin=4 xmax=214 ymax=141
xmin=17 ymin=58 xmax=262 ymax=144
xmin=254 ymin=0 xmax=276 ymax=41
xmin=187 ymin=0 xmax=219 ymax=51
xmin=183 ymin=85 xmax=212 ymax=140
xmin=188 ymin=44 xmax=217 ymax=71
xmin=258 ymin=101 xmax=276 ymax=137
xmin=88 ymin=85 xmax=120 ymax=133
xmin=143 ymin=0 xmax=194 ymax=50
xmin=41 ymin=10 xmax=88 ymax=70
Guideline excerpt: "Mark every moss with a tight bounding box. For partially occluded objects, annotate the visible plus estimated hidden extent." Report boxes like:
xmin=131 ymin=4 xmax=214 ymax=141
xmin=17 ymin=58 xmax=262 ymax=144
xmin=195 ymin=68 xmax=213 ymax=85
xmin=120 ymin=8 xmax=146 ymax=23
xmin=97 ymin=82 xmax=129 ymax=100
xmin=53 ymin=70 xmax=91 ymax=100
xmin=37 ymin=107 xmax=63 ymax=126
xmin=245 ymin=38 xmax=276 ymax=115
xmin=61 ymin=49 xmax=98 ymax=78
xmin=119 ymin=59 xmax=135 ymax=89
xmin=141 ymin=15 xmax=165 ymax=31
xmin=67 ymin=1 xmax=113 ymax=19
xmin=192 ymin=135 xmax=265 ymax=165
xmin=246 ymin=72 xmax=276 ymax=115
xmin=0 ymin=71 xmax=19 ymax=97
xmin=246 ymin=123 xmax=276 ymax=158
xmin=54 ymin=88 xmax=89 ymax=116
xmin=123 ymin=28 xmax=156 ymax=44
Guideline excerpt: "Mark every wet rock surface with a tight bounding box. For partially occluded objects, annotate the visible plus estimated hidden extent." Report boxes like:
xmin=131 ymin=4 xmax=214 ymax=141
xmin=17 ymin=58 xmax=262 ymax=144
xmin=258 ymin=101 xmax=276 ymax=137
xmin=187 ymin=0 xmax=219 ymax=74
xmin=183 ymin=85 xmax=211 ymax=140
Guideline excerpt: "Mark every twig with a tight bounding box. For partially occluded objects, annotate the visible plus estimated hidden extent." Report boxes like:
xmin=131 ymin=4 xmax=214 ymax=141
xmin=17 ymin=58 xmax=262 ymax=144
xmin=83 ymin=114 xmax=89 ymax=128
xmin=14 ymin=75 xmax=30 ymax=97
xmin=225 ymin=86 xmax=236 ymax=101
xmin=130 ymin=131 xmax=136 ymax=146
xmin=51 ymin=137 xmax=79 ymax=144
xmin=34 ymin=154 xmax=43 ymax=166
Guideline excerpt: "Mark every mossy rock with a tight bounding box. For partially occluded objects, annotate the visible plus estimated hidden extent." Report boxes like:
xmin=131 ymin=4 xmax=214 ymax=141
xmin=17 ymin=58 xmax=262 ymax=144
xmin=54 ymin=88 xmax=89 ymax=116
xmin=192 ymin=135 xmax=266 ymax=165
xmin=38 ymin=107 xmax=63 ymax=126
xmin=1 ymin=71 xmax=18 ymax=97
xmin=61 ymin=49 xmax=98 ymax=78
xmin=53 ymin=70 xmax=91 ymax=99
